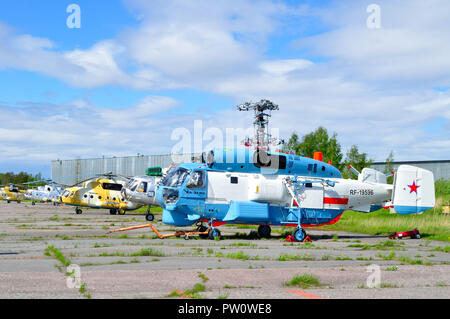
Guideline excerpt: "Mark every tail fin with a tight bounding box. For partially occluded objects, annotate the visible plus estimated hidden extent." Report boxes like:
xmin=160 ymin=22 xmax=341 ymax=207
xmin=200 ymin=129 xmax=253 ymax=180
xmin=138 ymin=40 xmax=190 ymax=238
xmin=392 ymin=165 xmax=435 ymax=215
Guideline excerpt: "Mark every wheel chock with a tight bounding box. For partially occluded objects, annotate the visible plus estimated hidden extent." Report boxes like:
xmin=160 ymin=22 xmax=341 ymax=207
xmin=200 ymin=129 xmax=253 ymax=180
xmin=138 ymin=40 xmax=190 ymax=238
xmin=285 ymin=235 xmax=313 ymax=242
xmin=285 ymin=235 xmax=296 ymax=242
xmin=302 ymin=236 xmax=312 ymax=242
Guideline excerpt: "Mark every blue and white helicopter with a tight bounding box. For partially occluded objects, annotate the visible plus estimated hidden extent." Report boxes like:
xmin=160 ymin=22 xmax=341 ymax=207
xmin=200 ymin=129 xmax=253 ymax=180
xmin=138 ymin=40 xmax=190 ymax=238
xmin=24 ymin=180 xmax=65 ymax=205
xmin=124 ymin=100 xmax=436 ymax=241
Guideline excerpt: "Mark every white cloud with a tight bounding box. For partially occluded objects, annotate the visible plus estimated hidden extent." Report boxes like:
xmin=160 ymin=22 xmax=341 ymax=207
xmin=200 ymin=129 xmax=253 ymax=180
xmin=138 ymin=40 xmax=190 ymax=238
xmin=293 ymin=0 xmax=450 ymax=86
xmin=0 ymin=0 xmax=449 ymax=168
xmin=0 ymin=96 xmax=182 ymax=162
xmin=259 ymin=59 xmax=313 ymax=75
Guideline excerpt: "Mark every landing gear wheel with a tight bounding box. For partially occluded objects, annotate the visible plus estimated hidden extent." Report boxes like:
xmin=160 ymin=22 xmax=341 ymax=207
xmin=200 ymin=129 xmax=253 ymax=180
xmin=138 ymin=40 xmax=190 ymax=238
xmin=118 ymin=209 xmax=126 ymax=215
xmin=258 ymin=225 xmax=271 ymax=238
xmin=32 ymin=202 xmax=35 ymax=206
xmin=292 ymin=227 xmax=306 ymax=242
xmin=7 ymin=200 xmax=10 ymax=203
xmin=208 ymin=228 xmax=221 ymax=240
xmin=75 ymin=208 xmax=82 ymax=214
xmin=109 ymin=209 xmax=117 ymax=215
xmin=415 ymin=233 xmax=421 ymax=239
xmin=145 ymin=213 xmax=154 ymax=222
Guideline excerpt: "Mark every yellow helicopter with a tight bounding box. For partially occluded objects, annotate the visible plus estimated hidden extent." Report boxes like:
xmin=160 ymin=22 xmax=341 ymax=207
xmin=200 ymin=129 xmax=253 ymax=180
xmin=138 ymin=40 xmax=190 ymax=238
xmin=0 ymin=184 xmax=26 ymax=203
xmin=59 ymin=173 xmax=144 ymax=215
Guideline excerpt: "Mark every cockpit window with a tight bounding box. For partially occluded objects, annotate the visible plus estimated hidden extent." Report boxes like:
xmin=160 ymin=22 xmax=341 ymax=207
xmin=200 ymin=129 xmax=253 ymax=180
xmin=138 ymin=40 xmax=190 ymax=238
xmin=161 ymin=167 xmax=190 ymax=187
xmin=186 ymin=170 xmax=205 ymax=189
xmin=126 ymin=179 xmax=140 ymax=192
xmin=102 ymin=183 xmax=123 ymax=191
xmin=138 ymin=182 xmax=148 ymax=192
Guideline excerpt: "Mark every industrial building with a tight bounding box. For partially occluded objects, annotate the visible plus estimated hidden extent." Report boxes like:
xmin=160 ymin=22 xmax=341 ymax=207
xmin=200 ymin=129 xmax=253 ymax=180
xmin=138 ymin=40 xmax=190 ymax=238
xmin=51 ymin=153 xmax=199 ymax=185
xmin=51 ymin=154 xmax=450 ymax=186
xmin=371 ymin=160 xmax=450 ymax=181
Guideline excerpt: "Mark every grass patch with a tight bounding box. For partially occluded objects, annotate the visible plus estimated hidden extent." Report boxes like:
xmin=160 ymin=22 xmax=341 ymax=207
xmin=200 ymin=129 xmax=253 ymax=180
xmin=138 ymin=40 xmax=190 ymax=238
xmin=278 ymin=253 xmax=315 ymax=261
xmin=48 ymin=215 xmax=60 ymax=222
xmin=198 ymin=273 xmax=209 ymax=283
xmin=432 ymin=246 xmax=450 ymax=253
xmin=45 ymin=245 xmax=71 ymax=267
xmin=397 ymin=255 xmax=424 ymax=265
xmin=434 ymin=281 xmax=448 ymax=287
xmin=385 ymin=265 xmax=398 ymax=271
xmin=379 ymin=282 xmax=400 ymax=288
xmin=129 ymin=248 xmax=165 ymax=257
xmin=133 ymin=205 xmax=163 ymax=214
xmin=97 ymin=248 xmax=165 ymax=257
xmin=284 ymin=273 xmax=322 ymax=289
xmin=183 ymin=283 xmax=206 ymax=299
xmin=378 ymin=251 xmax=432 ymax=265
xmin=348 ymin=240 xmax=406 ymax=251
xmin=167 ymin=290 xmax=182 ymax=297
xmin=225 ymin=251 xmax=250 ymax=260
xmin=229 ymin=242 xmax=257 ymax=248
xmin=377 ymin=251 xmax=396 ymax=260
xmin=336 ymin=255 xmax=352 ymax=261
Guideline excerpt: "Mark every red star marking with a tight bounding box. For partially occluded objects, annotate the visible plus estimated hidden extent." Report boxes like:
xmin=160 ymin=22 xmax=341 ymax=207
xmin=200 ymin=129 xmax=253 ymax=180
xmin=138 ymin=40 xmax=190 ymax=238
xmin=408 ymin=181 xmax=420 ymax=194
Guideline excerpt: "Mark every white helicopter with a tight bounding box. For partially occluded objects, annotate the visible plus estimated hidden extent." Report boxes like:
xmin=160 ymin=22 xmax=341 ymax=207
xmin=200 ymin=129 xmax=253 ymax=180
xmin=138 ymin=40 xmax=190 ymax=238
xmin=121 ymin=166 xmax=172 ymax=221
xmin=24 ymin=181 xmax=65 ymax=205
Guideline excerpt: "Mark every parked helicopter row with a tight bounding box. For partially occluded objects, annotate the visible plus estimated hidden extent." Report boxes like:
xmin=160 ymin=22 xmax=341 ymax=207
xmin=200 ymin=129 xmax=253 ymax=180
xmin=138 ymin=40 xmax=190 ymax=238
xmin=0 ymin=100 xmax=436 ymax=242
xmin=0 ymin=171 xmax=163 ymax=221
xmin=1 ymin=181 xmax=66 ymax=205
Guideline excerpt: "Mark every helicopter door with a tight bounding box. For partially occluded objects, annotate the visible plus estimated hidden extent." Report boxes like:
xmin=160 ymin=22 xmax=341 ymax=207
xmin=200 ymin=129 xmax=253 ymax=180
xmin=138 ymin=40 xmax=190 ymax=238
xmin=184 ymin=170 xmax=207 ymax=217
xmin=297 ymin=183 xmax=324 ymax=209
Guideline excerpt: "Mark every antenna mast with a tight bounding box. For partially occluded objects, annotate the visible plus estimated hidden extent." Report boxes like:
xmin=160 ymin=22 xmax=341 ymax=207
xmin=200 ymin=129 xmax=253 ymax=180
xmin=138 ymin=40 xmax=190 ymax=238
xmin=237 ymin=99 xmax=284 ymax=151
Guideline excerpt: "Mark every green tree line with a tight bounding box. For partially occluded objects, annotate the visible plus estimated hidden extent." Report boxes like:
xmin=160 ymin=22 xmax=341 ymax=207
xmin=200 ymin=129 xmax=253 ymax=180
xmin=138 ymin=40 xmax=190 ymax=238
xmin=0 ymin=172 xmax=42 ymax=186
xmin=282 ymin=126 xmax=394 ymax=179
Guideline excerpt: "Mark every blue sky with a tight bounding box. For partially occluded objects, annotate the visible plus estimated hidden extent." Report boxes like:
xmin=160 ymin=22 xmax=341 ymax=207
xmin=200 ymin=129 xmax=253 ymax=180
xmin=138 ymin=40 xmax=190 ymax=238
xmin=0 ymin=0 xmax=449 ymax=177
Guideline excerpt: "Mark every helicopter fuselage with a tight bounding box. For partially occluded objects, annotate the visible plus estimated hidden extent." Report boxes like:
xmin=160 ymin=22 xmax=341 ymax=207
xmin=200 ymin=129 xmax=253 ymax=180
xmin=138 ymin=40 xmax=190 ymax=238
xmin=60 ymin=178 xmax=143 ymax=213
xmin=155 ymin=149 xmax=434 ymax=233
